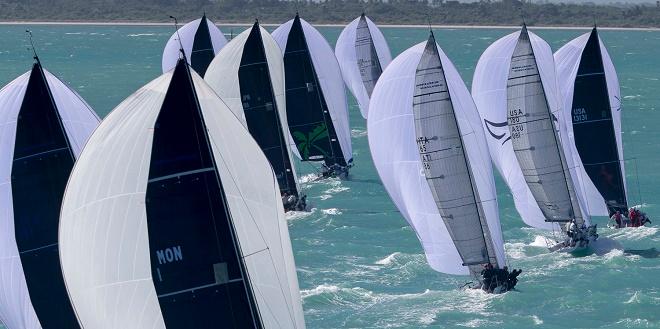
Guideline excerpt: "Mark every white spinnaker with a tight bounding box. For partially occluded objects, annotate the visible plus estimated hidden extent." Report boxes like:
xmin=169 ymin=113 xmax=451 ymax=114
xmin=368 ymin=41 xmax=505 ymax=275
xmin=161 ymin=16 xmax=228 ymax=73
xmin=272 ymin=16 xmax=352 ymax=163
xmin=336 ymin=14 xmax=392 ymax=118
xmin=554 ymin=30 xmax=625 ymax=216
xmin=472 ymin=29 xmax=590 ymax=230
xmin=0 ymin=67 xmax=99 ymax=329
xmin=59 ymin=70 xmax=305 ymax=329
xmin=205 ymin=25 xmax=299 ymax=190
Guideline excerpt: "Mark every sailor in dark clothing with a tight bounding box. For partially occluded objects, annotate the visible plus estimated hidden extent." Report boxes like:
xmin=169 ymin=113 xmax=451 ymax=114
xmin=480 ymin=263 xmax=495 ymax=293
xmin=295 ymin=194 xmax=307 ymax=211
xmin=507 ymin=269 xmax=522 ymax=290
xmin=611 ymin=210 xmax=623 ymax=228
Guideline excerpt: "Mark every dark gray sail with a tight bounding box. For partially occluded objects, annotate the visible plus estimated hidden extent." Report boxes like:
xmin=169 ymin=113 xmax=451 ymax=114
xmin=355 ymin=13 xmax=383 ymax=97
xmin=571 ymin=28 xmax=628 ymax=216
xmin=12 ymin=61 xmax=80 ymax=329
xmin=507 ymin=26 xmax=584 ymax=227
xmin=413 ymin=33 xmax=497 ymax=276
xmin=238 ymin=22 xmax=299 ymax=198
xmin=145 ymin=59 xmax=263 ymax=328
xmin=283 ymin=14 xmax=347 ymax=167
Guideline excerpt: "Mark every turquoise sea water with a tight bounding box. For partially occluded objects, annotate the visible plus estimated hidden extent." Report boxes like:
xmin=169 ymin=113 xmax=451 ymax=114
xmin=0 ymin=24 xmax=658 ymax=329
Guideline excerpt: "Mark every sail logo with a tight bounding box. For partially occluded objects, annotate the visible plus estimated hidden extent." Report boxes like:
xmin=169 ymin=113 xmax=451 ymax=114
xmin=156 ymin=246 xmax=183 ymax=265
xmin=483 ymin=119 xmax=511 ymax=145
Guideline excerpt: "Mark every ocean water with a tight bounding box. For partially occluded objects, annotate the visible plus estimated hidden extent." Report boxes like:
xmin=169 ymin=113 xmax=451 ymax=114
xmin=0 ymin=24 xmax=658 ymax=329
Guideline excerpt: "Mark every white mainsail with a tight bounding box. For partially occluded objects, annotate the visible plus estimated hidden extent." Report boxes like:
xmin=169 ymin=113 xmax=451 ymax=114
xmin=555 ymin=28 xmax=626 ymax=216
xmin=272 ymin=14 xmax=353 ymax=165
xmin=59 ymin=59 xmax=305 ymax=329
xmin=336 ymin=13 xmax=392 ymax=119
xmin=472 ymin=27 xmax=590 ymax=230
xmin=368 ymin=35 xmax=506 ymax=276
xmin=161 ymin=14 xmax=228 ymax=76
xmin=0 ymin=62 xmax=99 ymax=329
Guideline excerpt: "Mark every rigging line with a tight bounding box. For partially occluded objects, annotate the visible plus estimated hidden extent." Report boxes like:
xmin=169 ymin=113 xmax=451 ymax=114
xmin=25 ymin=30 xmax=38 ymax=60
xmin=169 ymin=15 xmax=185 ymax=60
xmin=210 ymin=147 xmax=299 ymax=327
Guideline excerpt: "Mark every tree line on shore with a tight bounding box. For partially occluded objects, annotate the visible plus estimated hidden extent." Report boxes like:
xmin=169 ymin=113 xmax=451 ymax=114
xmin=0 ymin=0 xmax=659 ymax=27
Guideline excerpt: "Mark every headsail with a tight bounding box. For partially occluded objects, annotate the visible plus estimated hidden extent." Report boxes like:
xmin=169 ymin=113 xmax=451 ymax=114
xmin=336 ymin=13 xmax=392 ymax=118
xmin=368 ymin=36 xmax=505 ymax=276
xmin=506 ymin=26 xmax=585 ymax=227
xmin=555 ymin=28 xmax=627 ymax=216
xmin=205 ymin=22 xmax=300 ymax=199
xmin=0 ymin=61 xmax=99 ymax=329
xmin=162 ymin=14 xmax=228 ymax=76
xmin=59 ymin=59 xmax=306 ymax=329
xmin=272 ymin=14 xmax=352 ymax=168
xmin=414 ymin=32 xmax=498 ymax=274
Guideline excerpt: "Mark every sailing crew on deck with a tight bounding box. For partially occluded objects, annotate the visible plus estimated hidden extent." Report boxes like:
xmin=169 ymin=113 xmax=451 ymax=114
xmin=611 ymin=210 xmax=623 ymax=228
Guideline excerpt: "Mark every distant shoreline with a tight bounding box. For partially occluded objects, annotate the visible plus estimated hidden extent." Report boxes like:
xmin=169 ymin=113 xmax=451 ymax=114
xmin=1 ymin=21 xmax=659 ymax=31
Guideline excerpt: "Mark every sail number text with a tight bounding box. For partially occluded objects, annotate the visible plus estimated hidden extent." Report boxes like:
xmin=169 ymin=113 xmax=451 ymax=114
xmin=572 ymin=107 xmax=588 ymax=122
xmin=508 ymin=108 xmax=525 ymax=139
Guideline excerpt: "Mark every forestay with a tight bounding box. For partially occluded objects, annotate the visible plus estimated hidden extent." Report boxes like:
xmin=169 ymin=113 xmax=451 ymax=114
xmin=205 ymin=22 xmax=300 ymax=199
xmin=0 ymin=61 xmax=99 ymax=329
xmin=506 ymin=26 xmax=585 ymax=227
xmin=162 ymin=14 xmax=228 ymax=76
xmin=59 ymin=59 xmax=305 ymax=329
xmin=336 ymin=14 xmax=392 ymax=118
xmin=368 ymin=36 xmax=505 ymax=276
xmin=472 ymin=27 xmax=590 ymax=230
xmin=555 ymin=28 xmax=627 ymax=216
xmin=272 ymin=14 xmax=352 ymax=167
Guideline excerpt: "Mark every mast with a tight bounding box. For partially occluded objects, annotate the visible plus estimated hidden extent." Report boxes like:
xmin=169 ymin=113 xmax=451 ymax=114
xmin=570 ymin=27 xmax=628 ymax=216
xmin=506 ymin=25 xmax=585 ymax=229
xmin=413 ymin=32 xmax=497 ymax=277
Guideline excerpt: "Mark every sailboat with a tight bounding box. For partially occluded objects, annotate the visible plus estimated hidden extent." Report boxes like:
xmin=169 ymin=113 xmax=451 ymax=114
xmin=472 ymin=25 xmax=598 ymax=252
xmin=555 ymin=27 xmax=630 ymax=221
xmin=205 ymin=21 xmax=306 ymax=212
xmin=368 ymin=32 xmax=519 ymax=293
xmin=272 ymin=14 xmax=353 ymax=179
xmin=335 ymin=13 xmax=392 ymax=119
xmin=162 ymin=14 xmax=228 ymax=77
xmin=0 ymin=55 xmax=100 ymax=328
xmin=58 ymin=57 xmax=306 ymax=328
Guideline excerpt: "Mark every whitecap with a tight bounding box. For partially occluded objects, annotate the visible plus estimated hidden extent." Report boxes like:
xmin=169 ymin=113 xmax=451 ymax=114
xmin=375 ymin=252 xmax=401 ymax=265
xmin=301 ymin=284 xmax=340 ymax=298
xmin=299 ymin=173 xmax=320 ymax=184
xmin=127 ymin=33 xmax=156 ymax=37
xmin=351 ymin=129 xmax=367 ymax=138
xmin=322 ymin=208 xmax=342 ymax=215
xmin=286 ymin=208 xmax=317 ymax=221
xmin=531 ymin=315 xmax=543 ymax=325
xmin=319 ymin=194 xmax=332 ymax=200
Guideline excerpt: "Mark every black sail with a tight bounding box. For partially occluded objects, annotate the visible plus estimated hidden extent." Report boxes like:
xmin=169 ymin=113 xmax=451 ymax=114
xmin=11 ymin=62 xmax=80 ymax=328
xmin=239 ymin=22 xmax=298 ymax=197
xmin=145 ymin=59 xmax=263 ymax=329
xmin=283 ymin=14 xmax=347 ymax=167
xmin=571 ymin=28 xmax=628 ymax=216
xmin=190 ymin=14 xmax=216 ymax=77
